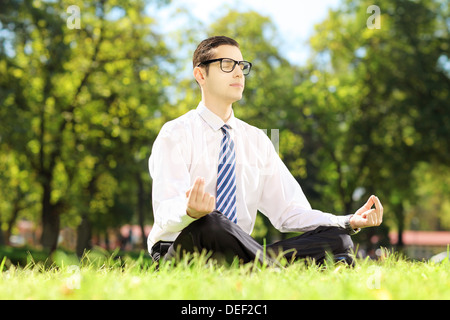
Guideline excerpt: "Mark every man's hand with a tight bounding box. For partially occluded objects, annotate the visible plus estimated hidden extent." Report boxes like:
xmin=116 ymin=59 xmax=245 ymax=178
xmin=186 ymin=177 xmax=215 ymax=219
xmin=350 ymin=195 xmax=383 ymax=229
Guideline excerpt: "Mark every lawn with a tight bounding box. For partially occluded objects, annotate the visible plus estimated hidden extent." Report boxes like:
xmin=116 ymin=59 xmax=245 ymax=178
xmin=1 ymin=247 xmax=449 ymax=300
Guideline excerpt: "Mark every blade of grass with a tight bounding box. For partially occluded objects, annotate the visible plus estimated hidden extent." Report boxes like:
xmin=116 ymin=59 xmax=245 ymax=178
xmin=0 ymin=256 xmax=6 ymax=272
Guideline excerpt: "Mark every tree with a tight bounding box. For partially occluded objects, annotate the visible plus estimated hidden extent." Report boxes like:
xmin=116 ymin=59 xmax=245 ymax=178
xmin=0 ymin=145 xmax=40 ymax=245
xmin=300 ymin=0 xmax=449 ymax=248
xmin=0 ymin=0 xmax=171 ymax=252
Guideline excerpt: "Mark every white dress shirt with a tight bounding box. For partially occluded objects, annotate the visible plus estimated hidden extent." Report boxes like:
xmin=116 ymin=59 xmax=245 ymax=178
xmin=147 ymin=101 xmax=349 ymax=251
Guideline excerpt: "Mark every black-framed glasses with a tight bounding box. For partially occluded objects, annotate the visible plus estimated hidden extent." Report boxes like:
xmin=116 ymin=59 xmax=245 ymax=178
xmin=197 ymin=58 xmax=252 ymax=76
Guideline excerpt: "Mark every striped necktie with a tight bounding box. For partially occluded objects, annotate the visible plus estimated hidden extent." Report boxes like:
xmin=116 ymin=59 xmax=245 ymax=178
xmin=216 ymin=124 xmax=237 ymax=223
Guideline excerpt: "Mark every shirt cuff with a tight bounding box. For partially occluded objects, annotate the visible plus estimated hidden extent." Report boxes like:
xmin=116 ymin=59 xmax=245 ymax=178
xmin=345 ymin=214 xmax=361 ymax=235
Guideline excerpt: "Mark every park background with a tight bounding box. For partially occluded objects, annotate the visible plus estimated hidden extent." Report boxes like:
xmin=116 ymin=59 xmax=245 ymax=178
xmin=0 ymin=0 xmax=449 ymax=263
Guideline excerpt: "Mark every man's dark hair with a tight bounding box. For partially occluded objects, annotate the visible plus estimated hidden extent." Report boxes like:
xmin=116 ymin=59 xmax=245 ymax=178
xmin=193 ymin=36 xmax=240 ymax=74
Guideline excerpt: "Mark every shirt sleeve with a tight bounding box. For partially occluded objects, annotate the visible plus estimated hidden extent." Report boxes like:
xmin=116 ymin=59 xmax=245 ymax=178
xmin=149 ymin=123 xmax=196 ymax=234
xmin=257 ymin=135 xmax=348 ymax=233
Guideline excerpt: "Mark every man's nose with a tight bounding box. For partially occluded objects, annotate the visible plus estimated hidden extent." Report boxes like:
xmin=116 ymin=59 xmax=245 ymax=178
xmin=233 ymin=66 xmax=244 ymax=77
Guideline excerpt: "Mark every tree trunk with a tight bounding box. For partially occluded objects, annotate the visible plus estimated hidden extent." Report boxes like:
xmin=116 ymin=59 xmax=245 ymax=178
xmin=76 ymin=215 xmax=92 ymax=257
xmin=40 ymin=180 xmax=60 ymax=253
xmin=0 ymin=220 xmax=5 ymax=246
xmin=5 ymin=197 xmax=21 ymax=246
xmin=136 ymin=172 xmax=146 ymax=249
xmin=394 ymin=202 xmax=405 ymax=251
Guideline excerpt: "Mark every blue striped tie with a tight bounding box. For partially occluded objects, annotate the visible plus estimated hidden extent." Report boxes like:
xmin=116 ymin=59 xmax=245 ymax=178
xmin=216 ymin=124 xmax=237 ymax=223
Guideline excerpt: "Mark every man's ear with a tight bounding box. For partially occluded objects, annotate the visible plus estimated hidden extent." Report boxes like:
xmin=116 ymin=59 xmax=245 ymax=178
xmin=193 ymin=66 xmax=206 ymax=85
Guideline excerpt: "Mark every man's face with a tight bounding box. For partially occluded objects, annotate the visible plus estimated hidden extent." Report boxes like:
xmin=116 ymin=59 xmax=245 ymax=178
xmin=198 ymin=45 xmax=245 ymax=105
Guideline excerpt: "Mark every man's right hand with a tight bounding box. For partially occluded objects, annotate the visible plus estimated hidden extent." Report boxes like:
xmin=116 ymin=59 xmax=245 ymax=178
xmin=186 ymin=177 xmax=215 ymax=219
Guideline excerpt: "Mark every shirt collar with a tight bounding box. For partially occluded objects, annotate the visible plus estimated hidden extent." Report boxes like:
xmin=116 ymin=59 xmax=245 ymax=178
xmin=196 ymin=101 xmax=237 ymax=132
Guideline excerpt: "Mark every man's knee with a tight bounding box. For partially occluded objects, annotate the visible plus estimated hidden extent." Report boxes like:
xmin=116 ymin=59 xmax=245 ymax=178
xmin=190 ymin=210 xmax=230 ymax=232
xmin=336 ymin=230 xmax=354 ymax=253
xmin=180 ymin=210 xmax=235 ymax=246
xmin=314 ymin=226 xmax=354 ymax=254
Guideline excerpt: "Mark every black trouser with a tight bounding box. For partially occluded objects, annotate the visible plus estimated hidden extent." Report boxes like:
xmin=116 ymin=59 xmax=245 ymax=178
xmin=150 ymin=211 xmax=354 ymax=265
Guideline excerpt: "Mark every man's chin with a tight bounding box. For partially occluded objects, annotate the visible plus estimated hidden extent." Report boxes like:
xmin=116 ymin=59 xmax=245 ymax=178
xmin=230 ymin=93 xmax=243 ymax=103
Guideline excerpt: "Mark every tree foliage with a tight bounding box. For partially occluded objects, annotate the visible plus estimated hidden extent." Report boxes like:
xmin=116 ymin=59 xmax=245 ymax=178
xmin=303 ymin=0 xmax=449 ymax=246
xmin=0 ymin=0 xmax=171 ymax=252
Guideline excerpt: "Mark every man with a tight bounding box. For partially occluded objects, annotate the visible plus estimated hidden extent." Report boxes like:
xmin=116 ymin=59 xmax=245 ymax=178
xmin=147 ymin=36 xmax=383 ymax=265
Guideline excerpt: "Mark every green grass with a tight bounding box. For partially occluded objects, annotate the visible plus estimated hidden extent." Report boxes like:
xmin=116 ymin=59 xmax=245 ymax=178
xmin=1 ymin=247 xmax=449 ymax=300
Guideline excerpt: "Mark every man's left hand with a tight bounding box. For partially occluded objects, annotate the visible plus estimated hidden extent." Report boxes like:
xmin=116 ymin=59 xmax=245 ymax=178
xmin=350 ymin=195 xmax=383 ymax=229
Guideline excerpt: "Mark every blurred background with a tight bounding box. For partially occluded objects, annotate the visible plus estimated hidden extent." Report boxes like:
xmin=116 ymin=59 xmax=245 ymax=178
xmin=0 ymin=0 xmax=449 ymax=262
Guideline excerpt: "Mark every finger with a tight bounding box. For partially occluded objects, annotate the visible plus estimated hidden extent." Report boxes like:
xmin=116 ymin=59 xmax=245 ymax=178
xmin=196 ymin=177 xmax=205 ymax=202
xmin=202 ymin=191 xmax=211 ymax=205
xmin=361 ymin=208 xmax=376 ymax=219
xmin=367 ymin=209 xmax=377 ymax=226
xmin=187 ymin=180 xmax=199 ymax=208
xmin=208 ymin=194 xmax=216 ymax=212
xmin=366 ymin=195 xmax=376 ymax=209
xmin=190 ymin=177 xmax=202 ymax=202
xmin=355 ymin=196 xmax=374 ymax=215
xmin=374 ymin=196 xmax=383 ymax=224
xmin=191 ymin=177 xmax=201 ymax=194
